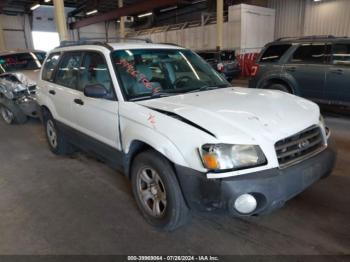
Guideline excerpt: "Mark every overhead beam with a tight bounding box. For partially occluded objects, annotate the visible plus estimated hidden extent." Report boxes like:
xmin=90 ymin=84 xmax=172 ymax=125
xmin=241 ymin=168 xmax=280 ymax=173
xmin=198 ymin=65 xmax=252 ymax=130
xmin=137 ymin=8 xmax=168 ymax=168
xmin=70 ymin=0 xmax=186 ymax=29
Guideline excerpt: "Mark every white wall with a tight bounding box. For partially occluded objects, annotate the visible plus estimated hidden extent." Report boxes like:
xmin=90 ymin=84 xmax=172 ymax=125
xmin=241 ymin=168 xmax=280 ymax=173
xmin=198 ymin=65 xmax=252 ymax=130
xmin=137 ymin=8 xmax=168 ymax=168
xmin=231 ymin=4 xmax=275 ymax=52
xmin=268 ymin=0 xmax=350 ymax=39
xmin=0 ymin=14 xmax=33 ymax=50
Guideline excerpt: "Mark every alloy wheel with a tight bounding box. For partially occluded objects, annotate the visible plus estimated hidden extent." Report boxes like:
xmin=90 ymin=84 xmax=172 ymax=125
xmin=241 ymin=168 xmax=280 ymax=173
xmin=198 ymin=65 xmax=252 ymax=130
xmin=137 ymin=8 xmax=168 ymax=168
xmin=46 ymin=119 xmax=58 ymax=149
xmin=136 ymin=167 xmax=167 ymax=217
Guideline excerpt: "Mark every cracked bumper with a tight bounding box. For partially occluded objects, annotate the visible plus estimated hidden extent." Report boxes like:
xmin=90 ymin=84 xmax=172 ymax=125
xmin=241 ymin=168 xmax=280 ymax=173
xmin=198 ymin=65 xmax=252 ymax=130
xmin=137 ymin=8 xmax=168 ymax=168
xmin=175 ymin=139 xmax=336 ymax=216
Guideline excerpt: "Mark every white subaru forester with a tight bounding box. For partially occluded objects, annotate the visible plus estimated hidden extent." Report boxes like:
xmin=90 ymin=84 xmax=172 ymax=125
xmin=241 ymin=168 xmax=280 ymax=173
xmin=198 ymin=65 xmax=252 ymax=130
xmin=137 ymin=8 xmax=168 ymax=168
xmin=36 ymin=40 xmax=336 ymax=231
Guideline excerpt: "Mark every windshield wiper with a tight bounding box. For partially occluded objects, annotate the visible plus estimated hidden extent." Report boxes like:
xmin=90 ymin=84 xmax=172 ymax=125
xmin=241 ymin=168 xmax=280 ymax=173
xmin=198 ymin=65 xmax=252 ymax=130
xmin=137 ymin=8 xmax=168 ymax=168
xmin=186 ymin=85 xmax=225 ymax=94
xmin=129 ymin=91 xmax=174 ymax=102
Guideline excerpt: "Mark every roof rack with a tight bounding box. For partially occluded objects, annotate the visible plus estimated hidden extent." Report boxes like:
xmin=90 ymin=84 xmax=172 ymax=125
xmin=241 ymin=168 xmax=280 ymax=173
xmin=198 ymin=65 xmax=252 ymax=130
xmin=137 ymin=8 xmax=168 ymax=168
xmin=59 ymin=40 xmax=113 ymax=50
xmin=298 ymin=35 xmax=337 ymax=40
xmin=158 ymin=42 xmax=182 ymax=47
xmin=58 ymin=37 xmax=153 ymax=50
xmin=276 ymin=35 xmax=348 ymax=42
xmin=275 ymin=36 xmax=298 ymax=41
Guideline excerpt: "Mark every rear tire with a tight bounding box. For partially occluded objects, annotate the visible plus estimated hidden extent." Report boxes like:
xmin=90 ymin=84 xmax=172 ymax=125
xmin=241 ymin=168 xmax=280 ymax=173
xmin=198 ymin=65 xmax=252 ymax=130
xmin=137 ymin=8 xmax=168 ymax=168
xmin=131 ymin=150 xmax=190 ymax=231
xmin=0 ymin=99 xmax=27 ymax=125
xmin=43 ymin=111 xmax=74 ymax=155
xmin=267 ymin=83 xmax=291 ymax=93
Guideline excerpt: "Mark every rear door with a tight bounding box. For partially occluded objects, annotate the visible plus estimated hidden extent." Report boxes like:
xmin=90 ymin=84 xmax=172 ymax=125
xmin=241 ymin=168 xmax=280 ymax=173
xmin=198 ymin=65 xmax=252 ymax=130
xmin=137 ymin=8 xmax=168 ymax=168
xmin=51 ymin=52 xmax=82 ymax=127
xmin=283 ymin=43 xmax=329 ymax=100
xmin=325 ymin=43 xmax=350 ymax=105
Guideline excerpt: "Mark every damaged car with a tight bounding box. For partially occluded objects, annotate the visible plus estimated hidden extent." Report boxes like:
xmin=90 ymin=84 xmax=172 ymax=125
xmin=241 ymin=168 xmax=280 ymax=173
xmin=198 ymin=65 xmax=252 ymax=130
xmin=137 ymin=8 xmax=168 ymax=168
xmin=37 ymin=41 xmax=336 ymax=231
xmin=0 ymin=51 xmax=45 ymax=124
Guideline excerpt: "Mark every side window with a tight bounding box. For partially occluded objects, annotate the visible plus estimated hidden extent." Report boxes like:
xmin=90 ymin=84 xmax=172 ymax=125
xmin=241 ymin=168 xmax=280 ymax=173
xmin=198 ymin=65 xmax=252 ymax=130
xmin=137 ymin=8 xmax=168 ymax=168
xmin=79 ymin=52 xmax=113 ymax=95
xmin=259 ymin=44 xmax=291 ymax=63
xmin=55 ymin=52 xmax=81 ymax=89
xmin=332 ymin=44 xmax=350 ymax=66
xmin=292 ymin=44 xmax=326 ymax=64
xmin=42 ymin=53 xmax=61 ymax=82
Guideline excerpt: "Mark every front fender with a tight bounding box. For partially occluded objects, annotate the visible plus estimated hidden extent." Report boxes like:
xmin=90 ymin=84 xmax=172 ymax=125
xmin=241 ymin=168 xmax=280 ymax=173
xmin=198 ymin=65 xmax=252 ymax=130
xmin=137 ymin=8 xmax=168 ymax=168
xmin=121 ymin=116 xmax=188 ymax=167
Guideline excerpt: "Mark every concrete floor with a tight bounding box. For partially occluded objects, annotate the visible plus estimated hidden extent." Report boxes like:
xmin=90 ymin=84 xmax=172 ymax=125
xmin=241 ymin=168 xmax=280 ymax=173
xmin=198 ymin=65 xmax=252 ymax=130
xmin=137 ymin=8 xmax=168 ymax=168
xmin=0 ymin=115 xmax=349 ymax=255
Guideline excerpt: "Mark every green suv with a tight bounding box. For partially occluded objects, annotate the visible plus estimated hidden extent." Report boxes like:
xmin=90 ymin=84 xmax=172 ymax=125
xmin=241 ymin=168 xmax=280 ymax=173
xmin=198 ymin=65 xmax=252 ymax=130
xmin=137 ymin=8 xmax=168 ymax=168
xmin=249 ymin=35 xmax=350 ymax=107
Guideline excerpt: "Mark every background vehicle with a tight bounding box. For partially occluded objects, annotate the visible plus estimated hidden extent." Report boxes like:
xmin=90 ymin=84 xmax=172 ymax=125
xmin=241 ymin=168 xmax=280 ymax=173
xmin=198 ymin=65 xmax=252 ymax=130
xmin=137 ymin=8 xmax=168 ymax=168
xmin=37 ymin=40 xmax=334 ymax=231
xmin=197 ymin=50 xmax=240 ymax=81
xmin=0 ymin=50 xmax=46 ymax=124
xmin=249 ymin=35 xmax=350 ymax=107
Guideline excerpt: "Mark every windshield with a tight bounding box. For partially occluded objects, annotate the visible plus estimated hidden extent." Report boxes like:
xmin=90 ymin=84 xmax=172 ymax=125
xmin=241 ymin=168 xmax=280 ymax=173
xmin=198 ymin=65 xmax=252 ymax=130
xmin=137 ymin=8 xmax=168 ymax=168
xmin=0 ymin=52 xmax=46 ymax=73
xmin=111 ymin=49 xmax=230 ymax=101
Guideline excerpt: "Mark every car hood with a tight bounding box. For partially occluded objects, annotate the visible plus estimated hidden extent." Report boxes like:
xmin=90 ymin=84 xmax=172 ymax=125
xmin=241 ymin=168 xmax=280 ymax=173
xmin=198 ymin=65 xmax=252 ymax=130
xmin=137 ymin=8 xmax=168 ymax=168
xmin=137 ymin=87 xmax=320 ymax=143
xmin=12 ymin=69 xmax=40 ymax=86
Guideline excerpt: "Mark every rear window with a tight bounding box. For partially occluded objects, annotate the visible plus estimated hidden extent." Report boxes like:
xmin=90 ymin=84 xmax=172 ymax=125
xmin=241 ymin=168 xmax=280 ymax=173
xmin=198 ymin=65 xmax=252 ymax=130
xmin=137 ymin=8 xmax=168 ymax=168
xmin=198 ymin=52 xmax=217 ymax=61
xmin=292 ymin=44 xmax=327 ymax=64
xmin=259 ymin=44 xmax=291 ymax=63
xmin=0 ymin=52 xmax=46 ymax=73
xmin=220 ymin=51 xmax=235 ymax=61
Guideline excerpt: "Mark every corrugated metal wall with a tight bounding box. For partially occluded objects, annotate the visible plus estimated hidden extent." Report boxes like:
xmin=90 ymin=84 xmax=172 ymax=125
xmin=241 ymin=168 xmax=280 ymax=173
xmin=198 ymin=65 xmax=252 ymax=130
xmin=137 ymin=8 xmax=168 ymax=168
xmin=132 ymin=4 xmax=275 ymax=52
xmin=138 ymin=22 xmax=241 ymax=51
xmin=0 ymin=14 xmax=33 ymax=50
xmin=268 ymin=0 xmax=350 ymax=39
xmin=268 ymin=0 xmax=304 ymax=38
xmin=304 ymin=0 xmax=350 ymax=36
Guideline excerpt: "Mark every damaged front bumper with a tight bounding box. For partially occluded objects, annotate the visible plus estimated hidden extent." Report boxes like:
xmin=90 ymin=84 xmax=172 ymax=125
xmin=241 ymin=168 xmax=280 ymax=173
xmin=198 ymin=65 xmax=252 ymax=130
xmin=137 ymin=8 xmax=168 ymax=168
xmin=175 ymin=139 xmax=336 ymax=216
xmin=17 ymin=95 xmax=38 ymax=118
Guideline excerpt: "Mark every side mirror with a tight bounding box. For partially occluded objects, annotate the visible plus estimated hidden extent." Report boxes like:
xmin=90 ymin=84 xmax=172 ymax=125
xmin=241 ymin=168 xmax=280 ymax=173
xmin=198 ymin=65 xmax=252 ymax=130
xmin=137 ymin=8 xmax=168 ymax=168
xmin=84 ymin=84 xmax=107 ymax=99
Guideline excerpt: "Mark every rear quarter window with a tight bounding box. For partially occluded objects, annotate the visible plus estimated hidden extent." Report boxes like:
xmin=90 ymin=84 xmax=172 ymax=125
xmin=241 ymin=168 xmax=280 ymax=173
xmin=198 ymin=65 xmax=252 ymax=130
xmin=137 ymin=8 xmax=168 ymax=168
xmin=332 ymin=44 xmax=350 ymax=66
xmin=42 ymin=53 xmax=61 ymax=82
xmin=259 ymin=44 xmax=291 ymax=63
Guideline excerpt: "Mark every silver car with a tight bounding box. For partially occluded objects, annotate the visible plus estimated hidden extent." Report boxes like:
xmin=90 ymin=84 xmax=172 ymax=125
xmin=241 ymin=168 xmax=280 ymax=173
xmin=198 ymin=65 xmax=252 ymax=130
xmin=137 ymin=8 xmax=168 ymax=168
xmin=0 ymin=50 xmax=45 ymax=124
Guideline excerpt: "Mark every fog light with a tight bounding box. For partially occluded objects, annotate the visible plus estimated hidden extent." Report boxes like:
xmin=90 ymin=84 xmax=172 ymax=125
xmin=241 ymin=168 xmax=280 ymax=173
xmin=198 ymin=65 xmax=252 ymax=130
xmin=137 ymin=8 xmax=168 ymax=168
xmin=234 ymin=194 xmax=257 ymax=214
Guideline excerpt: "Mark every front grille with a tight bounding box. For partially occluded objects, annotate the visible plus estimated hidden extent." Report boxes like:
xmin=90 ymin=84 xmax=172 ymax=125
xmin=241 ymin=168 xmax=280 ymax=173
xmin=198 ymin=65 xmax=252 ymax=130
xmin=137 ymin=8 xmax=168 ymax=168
xmin=275 ymin=125 xmax=325 ymax=167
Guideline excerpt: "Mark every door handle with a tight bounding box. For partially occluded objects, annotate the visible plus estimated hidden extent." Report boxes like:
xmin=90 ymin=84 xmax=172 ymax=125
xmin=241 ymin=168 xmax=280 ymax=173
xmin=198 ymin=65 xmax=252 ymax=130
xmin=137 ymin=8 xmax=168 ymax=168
xmin=49 ymin=90 xmax=56 ymax=95
xmin=330 ymin=69 xmax=344 ymax=75
xmin=286 ymin=66 xmax=296 ymax=72
xmin=74 ymin=98 xmax=84 ymax=105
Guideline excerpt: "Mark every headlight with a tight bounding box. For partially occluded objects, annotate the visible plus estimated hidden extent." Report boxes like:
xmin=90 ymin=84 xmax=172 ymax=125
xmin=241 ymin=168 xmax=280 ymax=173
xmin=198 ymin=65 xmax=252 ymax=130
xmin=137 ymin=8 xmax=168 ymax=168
xmin=319 ymin=114 xmax=330 ymax=138
xmin=319 ymin=114 xmax=325 ymax=127
xmin=199 ymin=144 xmax=267 ymax=171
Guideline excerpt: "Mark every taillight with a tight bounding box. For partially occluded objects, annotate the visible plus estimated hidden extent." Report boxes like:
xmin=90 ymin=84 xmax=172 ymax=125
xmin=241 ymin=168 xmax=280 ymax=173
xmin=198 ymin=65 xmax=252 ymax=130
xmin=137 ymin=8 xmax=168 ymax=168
xmin=217 ymin=63 xmax=224 ymax=72
xmin=251 ymin=64 xmax=259 ymax=77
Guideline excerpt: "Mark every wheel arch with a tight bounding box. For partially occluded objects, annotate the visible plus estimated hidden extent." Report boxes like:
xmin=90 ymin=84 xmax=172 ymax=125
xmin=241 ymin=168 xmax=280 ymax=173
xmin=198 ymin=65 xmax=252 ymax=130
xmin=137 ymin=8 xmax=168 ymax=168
xmin=261 ymin=78 xmax=295 ymax=94
xmin=40 ymin=105 xmax=51 ymax=122
xmin=124 ymin=139 xmax=181 ymax=180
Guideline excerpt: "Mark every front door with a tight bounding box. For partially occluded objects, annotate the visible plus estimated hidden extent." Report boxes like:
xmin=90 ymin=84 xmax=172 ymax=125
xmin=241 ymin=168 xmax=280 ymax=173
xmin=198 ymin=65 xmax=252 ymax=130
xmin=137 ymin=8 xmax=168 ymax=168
xmin=71 ymin=51 xmax=121 ymax=151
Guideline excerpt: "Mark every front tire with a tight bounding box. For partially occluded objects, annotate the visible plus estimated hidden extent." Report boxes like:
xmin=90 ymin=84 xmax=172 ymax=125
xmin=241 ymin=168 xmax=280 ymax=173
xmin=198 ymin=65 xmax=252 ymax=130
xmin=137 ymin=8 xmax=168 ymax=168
xmin=43 ymin=112 xmax=74 ymax=155
xmin=131 ymin=150 xmax=190 ymax=231
xmin=267 ymin=83 xmax=291 ymax=93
